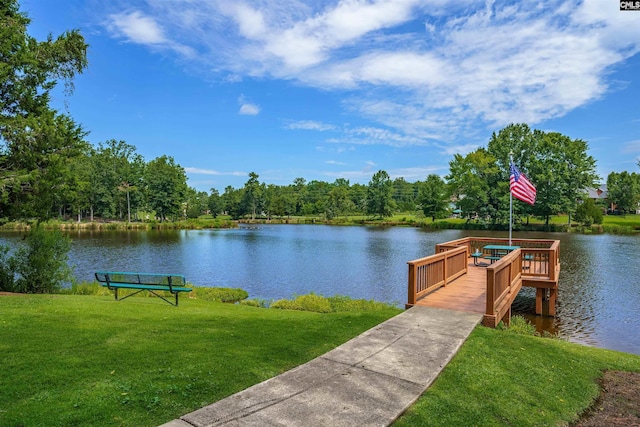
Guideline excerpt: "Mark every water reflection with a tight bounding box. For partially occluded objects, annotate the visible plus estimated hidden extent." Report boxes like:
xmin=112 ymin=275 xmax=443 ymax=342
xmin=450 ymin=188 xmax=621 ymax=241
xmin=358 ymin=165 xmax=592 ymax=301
xmin=1 ymin=226 xmax=638 ymax=355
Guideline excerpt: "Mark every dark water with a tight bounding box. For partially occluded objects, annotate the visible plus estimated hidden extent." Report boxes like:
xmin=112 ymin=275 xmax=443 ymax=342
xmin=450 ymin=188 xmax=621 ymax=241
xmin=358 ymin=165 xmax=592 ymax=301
xmin=1 ymin=225 xmax=638 ymax=355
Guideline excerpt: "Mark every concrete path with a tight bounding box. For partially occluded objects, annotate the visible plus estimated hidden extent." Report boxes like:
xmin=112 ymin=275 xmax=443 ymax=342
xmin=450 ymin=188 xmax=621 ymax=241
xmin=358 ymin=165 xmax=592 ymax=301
xmin=160 ymin=306 xmax=482 ymax=427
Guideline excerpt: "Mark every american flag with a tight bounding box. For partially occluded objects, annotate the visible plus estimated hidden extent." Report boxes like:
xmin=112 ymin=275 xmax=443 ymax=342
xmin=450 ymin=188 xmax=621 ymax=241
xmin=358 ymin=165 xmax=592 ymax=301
xmin=510 ymin=163 xmax=536 ymax=205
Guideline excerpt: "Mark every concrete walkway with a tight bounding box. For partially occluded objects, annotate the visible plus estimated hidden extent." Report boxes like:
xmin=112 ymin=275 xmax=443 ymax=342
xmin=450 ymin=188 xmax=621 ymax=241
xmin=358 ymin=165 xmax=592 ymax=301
xmin=160 ymin=306 xmax=482 ymax=427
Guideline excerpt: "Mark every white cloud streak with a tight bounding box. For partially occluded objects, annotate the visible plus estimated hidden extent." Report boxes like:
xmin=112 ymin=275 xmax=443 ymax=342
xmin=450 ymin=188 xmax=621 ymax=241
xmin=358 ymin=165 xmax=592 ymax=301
xmin=103 ymin=0 xmax=640 ymax=148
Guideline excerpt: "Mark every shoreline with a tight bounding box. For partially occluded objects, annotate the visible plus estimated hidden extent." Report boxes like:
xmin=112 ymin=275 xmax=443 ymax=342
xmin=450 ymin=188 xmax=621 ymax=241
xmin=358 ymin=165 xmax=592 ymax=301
xmin=0 ymin=215 xmax=638 ymax=235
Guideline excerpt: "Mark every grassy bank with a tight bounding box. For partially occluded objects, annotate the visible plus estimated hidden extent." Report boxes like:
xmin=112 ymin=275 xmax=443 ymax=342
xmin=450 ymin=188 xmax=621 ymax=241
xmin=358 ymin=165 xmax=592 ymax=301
xmin=3 ymin=295 xmax=640 ymax=426
xmin=2 ymin=213 xmax=639 ymax=234
xmin=1 ymin=294 xmax=400 ymax=426
xmin=395 ymin=322 xmax=640 ymax=426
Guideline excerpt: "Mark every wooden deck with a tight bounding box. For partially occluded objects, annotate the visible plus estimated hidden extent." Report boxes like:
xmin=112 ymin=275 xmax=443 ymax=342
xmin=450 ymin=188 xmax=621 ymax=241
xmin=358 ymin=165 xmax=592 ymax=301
xmin=406 ymin=237 xmax=561 ymax=327
xmin=413 ymin=262 xmax=487 ymax=314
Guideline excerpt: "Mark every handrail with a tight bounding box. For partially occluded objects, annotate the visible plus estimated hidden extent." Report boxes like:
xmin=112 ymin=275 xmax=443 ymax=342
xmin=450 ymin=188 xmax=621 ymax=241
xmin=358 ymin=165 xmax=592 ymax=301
xmin=484 ymin=249 xmax=522 ymax=327
xmin=435 ymin=237 xmax=559 ymax=280
xmin=406 ymin=245 xmax=468 ymax=307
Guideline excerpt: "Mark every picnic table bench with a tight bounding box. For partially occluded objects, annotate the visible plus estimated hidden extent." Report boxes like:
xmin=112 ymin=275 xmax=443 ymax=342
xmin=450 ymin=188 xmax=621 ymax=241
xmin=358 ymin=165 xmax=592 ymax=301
xmin=95 ymin=271 xmax=191 ymax=306
xmin=471 ymin=245 xmax=520 ymax=266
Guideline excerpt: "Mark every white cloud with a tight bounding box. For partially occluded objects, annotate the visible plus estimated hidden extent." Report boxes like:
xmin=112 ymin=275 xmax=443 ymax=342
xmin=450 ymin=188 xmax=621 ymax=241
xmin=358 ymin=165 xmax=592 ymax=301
xmin=108 ymin=11 xmax=166 ymax=44
xmin=239 ymin=103 xmax=260 ymax=115
xmin=103 ymin=1 xmax=640 ymax=149
xmin=185 ymin=167 xmax=246 ymax=176
xmin=106 ymin=10 xmax=195 ymax=57
xmin=286 ymin=120 xmax=336 ymax=131
xmin=238 ymin=94 xmax=260 ymax=115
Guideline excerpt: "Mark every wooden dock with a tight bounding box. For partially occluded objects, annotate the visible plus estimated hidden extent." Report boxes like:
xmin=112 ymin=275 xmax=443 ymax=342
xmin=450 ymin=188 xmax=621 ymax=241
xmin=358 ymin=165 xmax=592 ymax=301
xmin=413 ymin=262 xmax=487 ymax=314
xmin=406 ymin=237 xmax=560 ymax=327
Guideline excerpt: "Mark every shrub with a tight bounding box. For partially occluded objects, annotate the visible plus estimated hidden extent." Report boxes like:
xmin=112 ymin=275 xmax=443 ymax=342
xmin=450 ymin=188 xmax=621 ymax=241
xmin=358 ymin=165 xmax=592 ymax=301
xmin=575 ymin=198 xmax=603 ymax=226
xmin=0 ymin=245 xmax=15 ymax=292
xmin=190 ymin=286 xmax=248 ymax=303
xmin=11 ymin=225 xmax=73 ymax=294
xmin=271 ymin=293 xmax=332 ymax=313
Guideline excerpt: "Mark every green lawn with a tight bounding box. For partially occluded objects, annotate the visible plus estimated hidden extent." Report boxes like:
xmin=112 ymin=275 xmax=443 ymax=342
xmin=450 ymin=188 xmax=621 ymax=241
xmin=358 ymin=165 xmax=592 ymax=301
xmin=0 ymin=294 xmax=399 ymax=427
xmin=3 ymin=295 xmax=640 ymax=427
xmin=395 ymin=325 xmax=640 ymax=426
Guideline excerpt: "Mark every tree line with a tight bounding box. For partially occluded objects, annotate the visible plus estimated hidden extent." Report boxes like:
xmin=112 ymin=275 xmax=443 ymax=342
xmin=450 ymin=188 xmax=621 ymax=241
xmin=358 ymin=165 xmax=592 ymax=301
xmin=2 ymin=0 xmax=639 ymax=229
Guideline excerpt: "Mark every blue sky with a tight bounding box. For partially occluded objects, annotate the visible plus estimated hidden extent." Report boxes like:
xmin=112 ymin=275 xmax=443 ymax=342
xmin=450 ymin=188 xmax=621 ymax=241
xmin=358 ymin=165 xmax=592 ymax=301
xmin=23 ymin=0 xmax=640 ymax=192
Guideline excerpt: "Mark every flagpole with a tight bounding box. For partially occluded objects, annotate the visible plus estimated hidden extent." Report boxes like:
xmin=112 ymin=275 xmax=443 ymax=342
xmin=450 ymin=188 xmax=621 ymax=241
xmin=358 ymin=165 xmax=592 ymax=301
xmin=509 ymin=152 xmax=513 ymax=246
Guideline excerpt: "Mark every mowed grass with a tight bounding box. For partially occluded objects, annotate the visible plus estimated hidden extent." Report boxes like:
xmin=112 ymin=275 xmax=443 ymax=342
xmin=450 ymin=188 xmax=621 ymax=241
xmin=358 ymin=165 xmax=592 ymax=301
xmin=395 ymin=325 xmax=640 ymax=427
xmin=0 ymin=294 xmax=400 ymax=427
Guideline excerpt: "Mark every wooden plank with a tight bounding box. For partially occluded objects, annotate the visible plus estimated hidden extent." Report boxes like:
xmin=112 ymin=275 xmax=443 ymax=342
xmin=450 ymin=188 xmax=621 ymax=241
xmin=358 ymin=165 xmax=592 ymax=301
xmin=414 ymin=262 xmax=487 ymax=314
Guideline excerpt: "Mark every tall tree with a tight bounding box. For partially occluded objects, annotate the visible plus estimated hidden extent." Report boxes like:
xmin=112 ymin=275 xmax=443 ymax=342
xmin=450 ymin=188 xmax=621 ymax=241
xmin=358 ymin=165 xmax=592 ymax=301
xmin=0 ymin=0 xmax=88 ymax=221
xmin=419 ymin=174 xmax=449 ymax=221
xmin=366 ymin=170 xmax=395 ymax=218
xmin=607 ymin=171 xmax=640 ymax=214
xmin=488 ymin=123 xmax=598 ymax=226
xmin=144 ymin=155 xmax=187 ymax=221
xmin=447 ymin=149 xmax=500 ymax=221
xmin=241 ymin=172 xmax=263 ymax=219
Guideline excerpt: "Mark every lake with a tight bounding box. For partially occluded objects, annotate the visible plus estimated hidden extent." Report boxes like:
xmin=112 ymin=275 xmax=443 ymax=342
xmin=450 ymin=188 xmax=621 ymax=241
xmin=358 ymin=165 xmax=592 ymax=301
xmin=1 ymin=225 xmax=638 ymax=355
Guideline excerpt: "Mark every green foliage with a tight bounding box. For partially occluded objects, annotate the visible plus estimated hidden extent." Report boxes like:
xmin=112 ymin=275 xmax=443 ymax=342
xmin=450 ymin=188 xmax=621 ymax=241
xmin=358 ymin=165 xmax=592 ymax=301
xmin=11 ymin=225 xmax=73 ymax=293
xmin=271 ymin=293 xmax=398 ymax=313
xmin=144 ymin=155 xmax=188 ymax=221
xmin=497 ymin=315 xmax=537 ymax=335
xmin=366 ymin=170 xmax=395 ymax=218
xmin=419 ymin=174 xmax=449 ymax=221
xmin=0 ymin=245 xmax=15 ymax=292
xmin=0 ymin=0 xmax=88 ymax=221
xmin=488 ymin=124 xmax=599 ymax=225
xmin=607 ymin=171 xmax=640 ymax=215
xmin=326 ymin=295 xmax=398 ymax=312
xmin=190 ymin=286 xmax=248 ymax=303
xmin=575 ymin=198 xmax=603 ymax=226
xmin=272 ymin=293 xmax=333 ymax=313
xmin=58 ymin=281 xmax=111 ymax=296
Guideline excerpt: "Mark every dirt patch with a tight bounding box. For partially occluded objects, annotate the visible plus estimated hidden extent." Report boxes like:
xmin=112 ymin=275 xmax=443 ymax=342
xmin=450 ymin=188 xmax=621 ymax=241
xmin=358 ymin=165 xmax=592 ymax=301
xmin=572 ymin=370 xmax=640 ymax=427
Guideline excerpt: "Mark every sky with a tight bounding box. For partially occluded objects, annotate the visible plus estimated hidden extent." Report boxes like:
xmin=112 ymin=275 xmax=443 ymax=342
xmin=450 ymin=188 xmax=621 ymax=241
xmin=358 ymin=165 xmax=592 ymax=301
xmin=21 ymin=0 xmax=640 ymax=192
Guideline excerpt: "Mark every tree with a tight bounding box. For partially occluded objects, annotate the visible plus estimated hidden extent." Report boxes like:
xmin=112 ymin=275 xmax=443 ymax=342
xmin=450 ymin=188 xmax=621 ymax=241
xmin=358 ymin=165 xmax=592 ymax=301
xmin=144 ymin=155 xmax=187 ymax=221
xmin=419 ymin=174 xmax=449 ymax=221
xmin=574 ymin=197 xmax=603 ymax=226
xmin=241 ymin=172 xmax=263 ymax=219
xmin=326 ymin=181 xmax=354 ymax=219
xmin=366 ymin=170 xmax=395 ymax=218
xmin=488 ymin=124 xmax=598 ymax=226
xmin=446 ymin=149 xmax=500 ymax=221
xmin=607 ymin=171 xmax=640 ymax=214
xmin=392 ymin=177 xmax=417 ymax=212
xmin=1 ymin=111 xmax=89 ymax=220
xmin=208 ymin=188 xmax=221 ymax=217
xmin=1 ymin=0 xmax=88 ymax=221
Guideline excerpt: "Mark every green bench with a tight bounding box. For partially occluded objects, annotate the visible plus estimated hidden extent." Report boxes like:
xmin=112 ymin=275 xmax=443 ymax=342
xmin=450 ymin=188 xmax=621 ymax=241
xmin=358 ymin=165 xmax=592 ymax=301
xmin=470 ymin=251 xmax=502 ymax=266
xmin=95 ymin=271 xmax=191 ymax=306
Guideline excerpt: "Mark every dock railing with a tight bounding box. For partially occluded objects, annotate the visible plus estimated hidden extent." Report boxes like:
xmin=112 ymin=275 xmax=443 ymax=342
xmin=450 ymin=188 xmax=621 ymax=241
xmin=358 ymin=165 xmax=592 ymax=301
xmin=406 ymin=245 xmax=468 ymax=307
xmin=484 ymin=249 xmax=522 ymax=327
xmin=436 ymin=237 xmax=559 ymax=281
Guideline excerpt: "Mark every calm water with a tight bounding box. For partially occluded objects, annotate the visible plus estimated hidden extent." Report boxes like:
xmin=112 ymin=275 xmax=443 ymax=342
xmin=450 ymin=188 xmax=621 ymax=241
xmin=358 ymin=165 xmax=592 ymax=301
xmin=1 ymin=225 xmax=638 ymax=355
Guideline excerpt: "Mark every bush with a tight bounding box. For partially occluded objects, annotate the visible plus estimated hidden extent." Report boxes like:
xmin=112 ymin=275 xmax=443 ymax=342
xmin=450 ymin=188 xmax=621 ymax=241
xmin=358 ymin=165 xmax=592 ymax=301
xmin=190 ymin=286 xmax=248 ymax=303
xmin=271 ymin=294 xmax=397 ymax=313
xmin=271 ymin=293 xmax=332 ymax=313
xmin=575 ymin=199 xmax=603 ymax=226
xmin=0 ymin=245 xmax=15 ymax=292
xmin=3 ymin=225 xmax=73 ymax=294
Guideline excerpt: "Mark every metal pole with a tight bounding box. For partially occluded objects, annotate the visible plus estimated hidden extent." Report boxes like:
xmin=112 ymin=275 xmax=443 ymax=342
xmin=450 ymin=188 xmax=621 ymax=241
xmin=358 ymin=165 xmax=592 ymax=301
xmin=509 ymin=152 xmax=513 ymax=246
